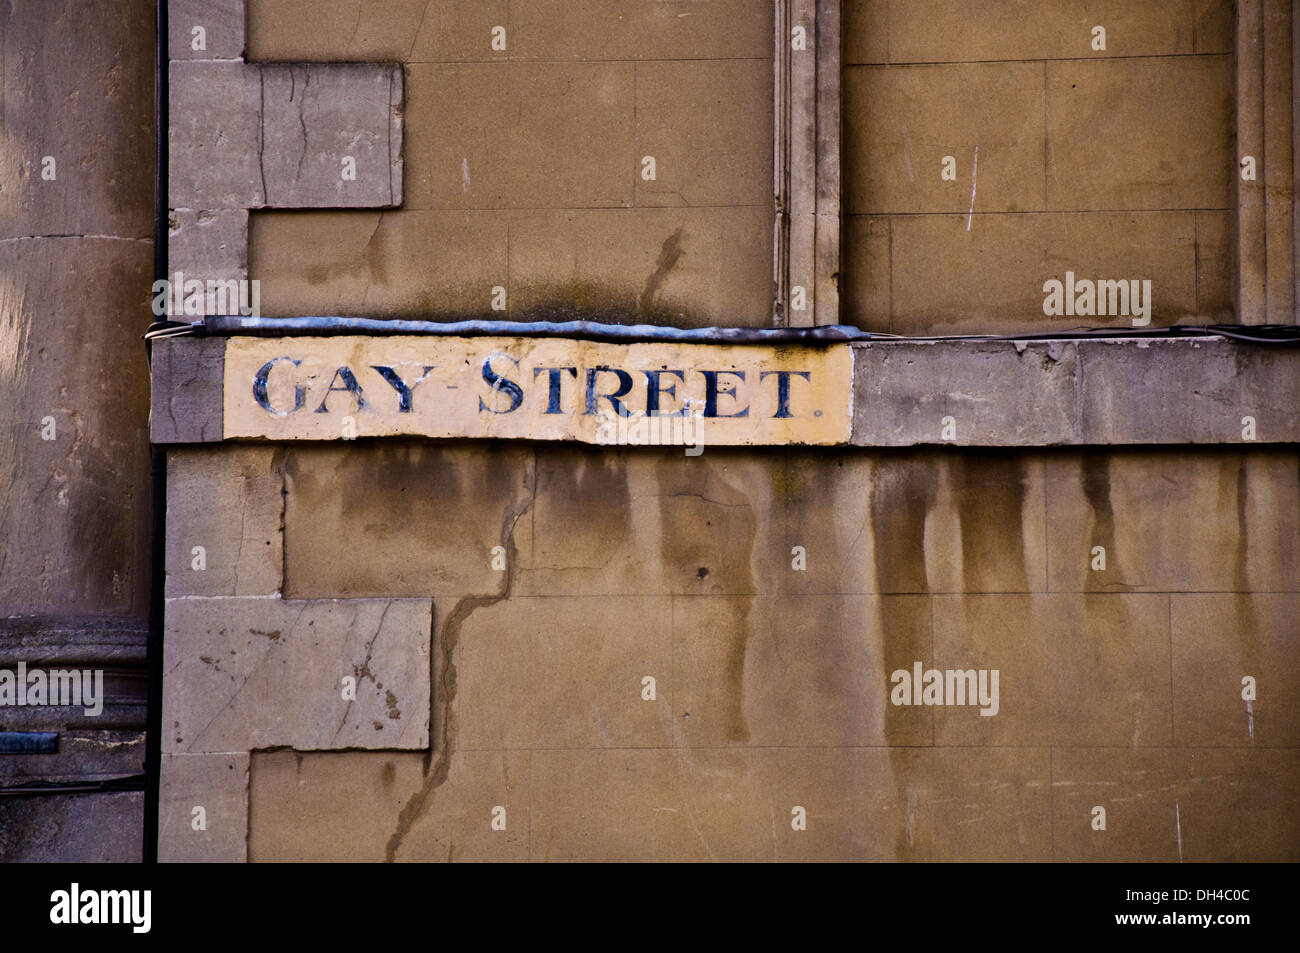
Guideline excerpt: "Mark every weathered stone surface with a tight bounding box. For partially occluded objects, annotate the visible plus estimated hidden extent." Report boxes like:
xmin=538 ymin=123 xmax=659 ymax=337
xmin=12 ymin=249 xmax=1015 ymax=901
xmin=250 ymin=748 xmax=530 ymax=862
xmin=0 ymin=1 xmax=154 ymax=868
xmin=1053 ymin=747 xmax=1300 ymax=862
xmin=526 ymin=746 xmax=1052 ymax=862
xmin=1047 ymin=57 xmax=1233 ymax=211
xmin=875 ymin=212 xmax=1202 ymax=334
xmin=850 ymin=338 xmax=1300 ymax=446
xmin=1261 ymin=0 xmax=1295 ymax=324
xmin=1077 ymin=338 xmax=1300 ymax=444
xmin=840 ymin=0 xmax=1236 ymax=334
xmin=519 ymin=450 xmax=1048 ymax=599
xmin=844 ymin=62 xmax=1046 ymax=215
xmin=1171 ymin=593 xmax=1300 ymax=747
xmin=0 ymin=238 xmax=154 ymax=616
xmin=158 ymin=752 xmax=248 ymax=862
xmin=169 ymin=0 xmax=246 ymax=61
xmin=282 ymin=444 xmax=532 ymax=600
xmin=515 ymin=450 xmax=775 ymax=598
xmin=166 ymin=447 xmax=283 ymax=597
xmin=250 ymin=209 xmax=510 ymax=318
xmin=163 ymin=597 xmax=431 ymax=751
xmin=169 ymin=61 xmax=265 ymax=209
xmin=0 ymin=0 xmax=155 ymax=239
xmin=247 ymin=745 xmax=1052 ymax=862
xmin=0 ymin=617 xmax=148 ymax=666
xmin=1051 ymin=748 xmax=1181 ymax=862
xmin=508 ymin=0 xmax=772 ymax=61
xmin=931 ymin=593 xmax=1173 ymax=747
xmin=0 ymin=687 xmax=147 ymax=733
xmin=635 ymin=59 xmax=773 ymax=208
xmin=149 ymin=336 xmax=226 ymax=444
xmin=260 ymin=63 xmax=403 ymax=208
xmin=672 ymin=594 xmax=932 ymax=748
xmin=452 ymin=596 xmax=673 ymax=750
xmin=505 ymin=207 xmax=774 ymax=327
xmin=0 ymin=792 xmax=143 ymax=862
xmin=248 ymin=26 xmax=770 ymax=325
xmin=852 ymin=340 xmax=1077 ymax=446
xmin=1044 ymin=452 xmax=1300 ymax=594
xmin=404 ymin=63 xmax=633 ymax=211
xmin=167 ymin=208 xmax=248 ymax=283
xmin=841 ymin=215 xmax=890 ymax=328
xmin=1195 ymin=210 xmax=1237 ymax=320
xmin=171 ymin=61 xmax=403 ymax=211
xmin=846 ymin=0 xmax=1233 ymax=63
xmin=247 ymin=0 xmax=435 ymax=62
xmin=1167 ymin=748 xmax=1300 ymax=861
xmin=249 ymin=0 xmax=770 ymax=63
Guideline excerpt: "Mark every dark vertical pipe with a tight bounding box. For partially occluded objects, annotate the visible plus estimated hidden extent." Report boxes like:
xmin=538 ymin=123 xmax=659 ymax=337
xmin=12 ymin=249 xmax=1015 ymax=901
xmin=143 ymin=0 xmax=168 ymax=865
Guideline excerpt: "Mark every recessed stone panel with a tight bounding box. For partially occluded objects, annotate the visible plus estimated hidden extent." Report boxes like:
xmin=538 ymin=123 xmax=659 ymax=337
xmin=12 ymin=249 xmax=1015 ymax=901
xmin=163 ymin=596 xmax=431 ymax=752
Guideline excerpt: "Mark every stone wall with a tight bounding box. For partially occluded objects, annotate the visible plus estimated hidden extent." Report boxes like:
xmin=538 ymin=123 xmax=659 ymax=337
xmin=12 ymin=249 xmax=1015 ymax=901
xmin=0 ymin=0 xmax=155 ymax=860
xmin=151 ymin=0 xmax=1300 ymax=863
xmin=842 ymin=0 xmax=1240 ymax=333
xmin=154 ymin=442 xmax=1299 ymax=861
xmin=246 ymin=0 xmax=776 ymax=326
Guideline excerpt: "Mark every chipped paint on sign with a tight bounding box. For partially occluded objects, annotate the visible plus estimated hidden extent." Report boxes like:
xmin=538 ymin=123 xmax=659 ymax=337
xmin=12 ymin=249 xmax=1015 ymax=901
xmin=222 ymin=336 xmax=852 ymax=444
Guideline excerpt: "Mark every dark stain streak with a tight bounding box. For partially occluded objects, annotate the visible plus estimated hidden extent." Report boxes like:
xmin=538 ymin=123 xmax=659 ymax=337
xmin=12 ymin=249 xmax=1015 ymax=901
xmin=1081 ymin=454 xmax=1113 ymax=591
xmin=869 ymin=456 xmax=938 ymax=593
xmin=954 ymin=454 xmax=1028 ymax=593
xmin=638 ymin=228 xmax=685 ymax=318
xmin=1234 ymin=457 xmax=1249 ymax=594
xmin=654 ymin=452 xmax=757 ymax=743
xmin=1232 ymin=456 xmax=1258 ymax=676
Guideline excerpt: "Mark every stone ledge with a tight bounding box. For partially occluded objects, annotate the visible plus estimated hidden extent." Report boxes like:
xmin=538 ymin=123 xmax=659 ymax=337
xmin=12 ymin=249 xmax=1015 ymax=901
xmin=0 ymin=616 xmax=148 ymax=666
xmin=149 ymin=333 xmax=1300 ymax=446
xmin=150 ymin=336 xmax=226 ymax=444
xmin=851 ymin=337 xmax=1300 ymax=446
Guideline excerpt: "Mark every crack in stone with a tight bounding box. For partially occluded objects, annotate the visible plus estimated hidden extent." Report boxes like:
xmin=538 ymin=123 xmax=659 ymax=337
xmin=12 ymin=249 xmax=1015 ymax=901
xmin=292 ymin=67 xmax=310 ymax=187
xmin=384 ymin=452 xmax=537 ymax=862
xmin=0 ymin=235 xmax=153 ymax=244
xmin=387 ymin=66 xmax=397 ymax=205
xmin=257 ymin=70 xmax=269 ymax=205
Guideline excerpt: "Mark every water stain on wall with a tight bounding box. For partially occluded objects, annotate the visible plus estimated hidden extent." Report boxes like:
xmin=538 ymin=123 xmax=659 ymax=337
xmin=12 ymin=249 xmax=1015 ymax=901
xmin=656 ymin=451 xmax=758 ymax=743
xmin=952 ymin=453 xmax=1029 ymax=593
xmin=869 ymin=454 xmax=938 ymax=593
xmin=528 ymin=448 xmax=633 ymax=579
xmin=1229 ymin=455 xmax=1259 ymax=687
xmin=1081 ymin=453 xmax=1114 ymax=592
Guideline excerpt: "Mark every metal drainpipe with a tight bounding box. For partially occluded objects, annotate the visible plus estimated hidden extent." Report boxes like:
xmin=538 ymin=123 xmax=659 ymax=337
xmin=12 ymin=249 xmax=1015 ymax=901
xmin=142 ymin=0 xmax=168 ymax=865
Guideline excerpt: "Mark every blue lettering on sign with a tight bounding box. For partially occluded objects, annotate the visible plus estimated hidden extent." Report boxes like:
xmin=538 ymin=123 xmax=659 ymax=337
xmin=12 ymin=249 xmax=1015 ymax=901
xmin=479 ymin=355 xmax=524 ymax=414
xmin=253 ymin=357 xmax=306 ymax=416
xmin=252 ymin=357 xmax=814 ymax=419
